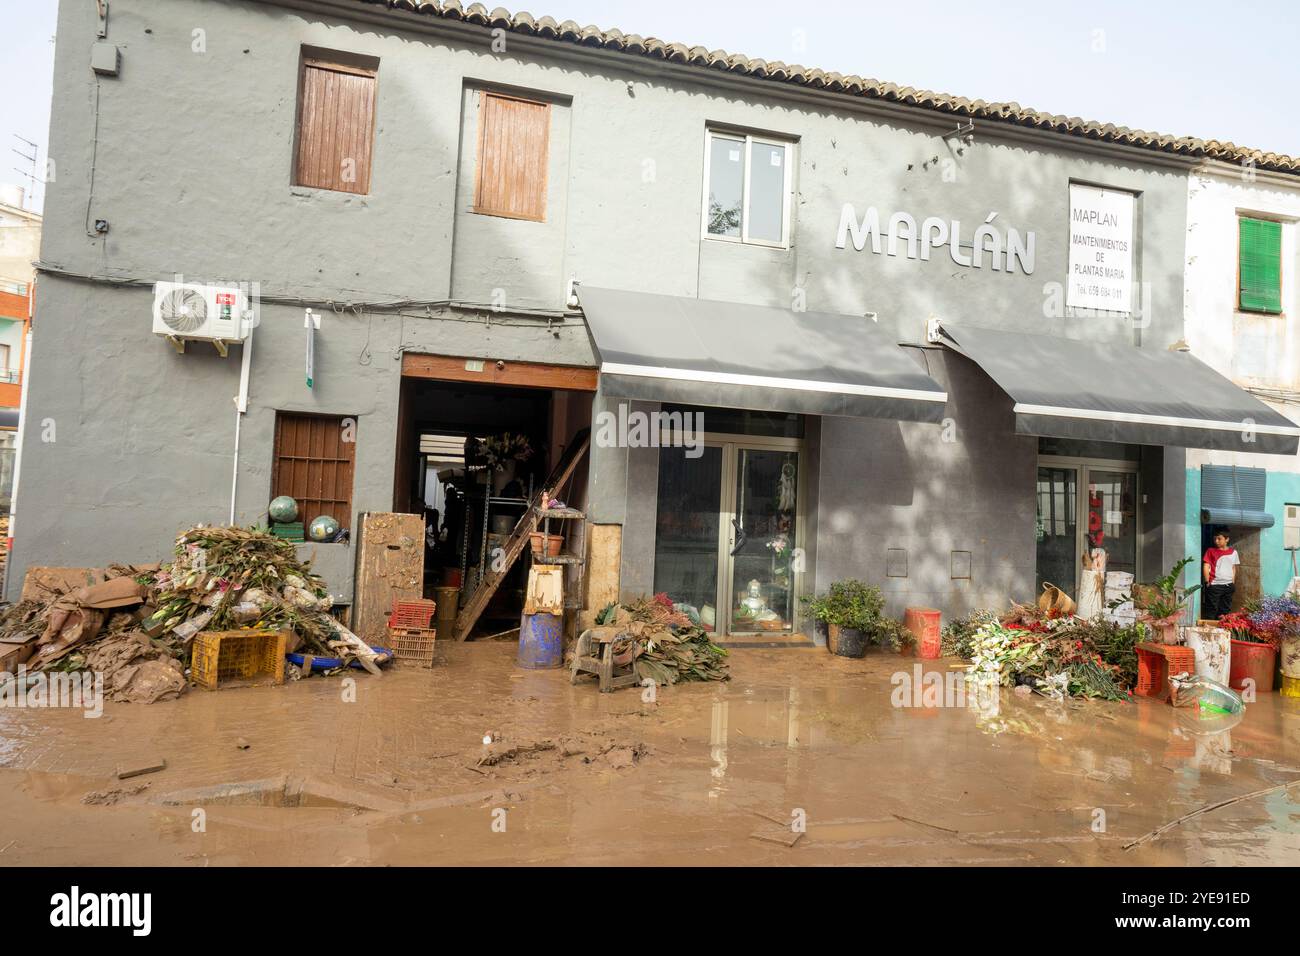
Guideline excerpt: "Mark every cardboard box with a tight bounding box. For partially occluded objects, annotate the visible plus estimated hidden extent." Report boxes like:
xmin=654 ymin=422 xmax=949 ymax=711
xmin=0 ymin=639 xmax=35 ymax=673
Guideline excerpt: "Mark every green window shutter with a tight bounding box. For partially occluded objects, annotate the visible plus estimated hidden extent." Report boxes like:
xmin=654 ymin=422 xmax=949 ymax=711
xmin=1238 ymin=216 xmax=1282 ymax=314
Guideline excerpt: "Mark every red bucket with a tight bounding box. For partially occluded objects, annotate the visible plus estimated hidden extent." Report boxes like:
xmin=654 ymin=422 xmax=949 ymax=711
xmin=1229 ymin=639 xmax=1277 ymax=694
xmin=905 ymin=607 xmax=942 ymax=660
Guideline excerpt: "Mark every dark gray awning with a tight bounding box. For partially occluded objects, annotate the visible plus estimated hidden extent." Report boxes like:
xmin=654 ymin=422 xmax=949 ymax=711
xmin=1200 ymin=465 xmax=1274 ymax=527
xmin=941 ymin=324 xmax=1300 ymax=455
xmin=578 ymin=287 xmax=948 ymax=422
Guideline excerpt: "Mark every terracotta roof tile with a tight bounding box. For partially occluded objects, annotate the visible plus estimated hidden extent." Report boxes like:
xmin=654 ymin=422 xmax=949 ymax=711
xmin=349 ymin=0 xmax=1300 ymax=174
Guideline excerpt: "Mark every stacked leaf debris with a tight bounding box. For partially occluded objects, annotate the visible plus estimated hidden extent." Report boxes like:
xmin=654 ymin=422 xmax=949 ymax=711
xmin=594 ymin=594 xmax=730 ymax=687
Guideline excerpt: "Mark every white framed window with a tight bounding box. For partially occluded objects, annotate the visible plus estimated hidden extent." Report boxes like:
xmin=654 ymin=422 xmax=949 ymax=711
xmin=701 ymin=129 xmax=793 ymax=248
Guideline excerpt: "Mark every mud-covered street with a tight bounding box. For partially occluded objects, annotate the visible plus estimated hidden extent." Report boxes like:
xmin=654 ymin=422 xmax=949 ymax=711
xmin=1 ymin=644 xmax=1297 ymax=866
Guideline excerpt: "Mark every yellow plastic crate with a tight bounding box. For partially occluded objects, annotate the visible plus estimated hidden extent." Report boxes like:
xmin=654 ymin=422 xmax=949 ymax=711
xmin=191 ymin=629 xmax=288 ymax=690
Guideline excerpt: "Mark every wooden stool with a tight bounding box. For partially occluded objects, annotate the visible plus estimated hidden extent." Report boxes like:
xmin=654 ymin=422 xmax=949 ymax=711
xmin=569 ymin=627 xmax=639 ymax=693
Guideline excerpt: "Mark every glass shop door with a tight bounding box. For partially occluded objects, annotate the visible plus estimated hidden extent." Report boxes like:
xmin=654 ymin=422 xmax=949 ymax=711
xmin=653 ymin=439 xmax=802 ymax=636
xmin=724 ymin=446 xmax=800 ymax=635
xmin=1035 ymin=456 xmax=1139 ymax=599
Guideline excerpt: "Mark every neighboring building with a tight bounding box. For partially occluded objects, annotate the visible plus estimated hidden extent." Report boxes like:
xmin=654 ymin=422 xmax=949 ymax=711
xmin=11 ymin=0 xmax=1300 ymax=641
xmin=0 ymin=184 xmax=38 ymax=509
xmin=1184 ymin=162 xmax=1300 ymax=607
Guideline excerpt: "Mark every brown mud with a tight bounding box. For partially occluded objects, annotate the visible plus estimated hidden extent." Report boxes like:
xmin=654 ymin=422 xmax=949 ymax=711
xmin=1 ymin=643 xmax=1298 ymax=865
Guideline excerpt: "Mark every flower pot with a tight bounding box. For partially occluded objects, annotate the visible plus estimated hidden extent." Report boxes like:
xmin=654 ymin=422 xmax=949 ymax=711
xmin=812 ymin=618 xmax=828 ymax=648
xmin=528 ymin=531 xmax=563 ymax=559
xmin=1229 ymin=639 xmax=1277 ymax=694
xmin=1184 ymin=626 xmax=1231 ymax=685
xmin=827 ymin=624 xmax=867 ymax=658
xmin=1148 ymin=618 xmax=1181 ymax=645
xmin=1280 ymin=635 xmax=1300 ymax=680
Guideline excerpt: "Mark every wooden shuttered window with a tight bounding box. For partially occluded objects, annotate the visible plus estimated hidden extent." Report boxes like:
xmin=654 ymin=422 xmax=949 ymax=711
xmin=294 ymin=57 xmax=377 ymax=194
xmin=473 ymin=91 xmax=550 ymax=221
xmin=271 ymin=413 xmax=356 ymax=527
xmin=1238 ymin=216 xmax=1283 ymax=314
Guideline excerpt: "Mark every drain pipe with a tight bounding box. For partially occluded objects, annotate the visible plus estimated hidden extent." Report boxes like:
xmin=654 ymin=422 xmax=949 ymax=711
xmin=229 ymin=320 xmax=254 ymax=526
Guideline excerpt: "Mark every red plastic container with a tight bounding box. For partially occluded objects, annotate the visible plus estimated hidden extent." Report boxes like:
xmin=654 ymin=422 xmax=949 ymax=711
xmin=905 ymin=607 xmax=942 ymax=659
xmin=1134 ymin=643 xmax=1195 ymax=702
xmin=388 ymin=599 xmax=437 ymax=630
xmin=1229 ymin=639 xmax=1276 ymax=694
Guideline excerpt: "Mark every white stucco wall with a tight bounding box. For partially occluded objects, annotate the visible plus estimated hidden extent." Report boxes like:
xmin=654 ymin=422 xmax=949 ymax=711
xmin=1184 ymin=165 xmax=1300 ymax=474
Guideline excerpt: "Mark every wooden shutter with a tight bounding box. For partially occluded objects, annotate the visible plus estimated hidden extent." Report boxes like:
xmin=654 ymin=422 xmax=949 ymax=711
xmin=473 ymin=92 xmax=550 ymax=221
xmin=294 ymin=58 xmax=377 ymax=194
xmin=271 ymin=413 xmax=357 ymax=527
xmin=1238 ymin=216 xmax=1282 ymax=314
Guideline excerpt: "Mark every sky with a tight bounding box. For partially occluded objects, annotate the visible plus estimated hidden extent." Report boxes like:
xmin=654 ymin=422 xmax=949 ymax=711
xmin=2 ymin=0 xmax=1298 ymax=213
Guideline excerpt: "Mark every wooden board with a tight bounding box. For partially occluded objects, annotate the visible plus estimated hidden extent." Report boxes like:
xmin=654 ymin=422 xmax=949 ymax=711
xmin=401 ymin=353 xmax=598 ymax=392
xmin=351 ymin=513 xmax=424 ymax=644
xmin=580 ymin=524 xmax=622 ymax=631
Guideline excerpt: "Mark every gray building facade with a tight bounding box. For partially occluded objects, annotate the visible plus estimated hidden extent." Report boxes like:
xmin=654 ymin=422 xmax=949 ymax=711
xmin=16 ymin=0 xmax=1296 ymax=638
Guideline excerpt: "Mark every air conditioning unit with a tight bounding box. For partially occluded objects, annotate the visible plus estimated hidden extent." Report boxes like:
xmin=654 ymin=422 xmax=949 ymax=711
xmin=152 ymin=281 xmax=249 ymax=351
xmin=1284 ymin=503 xmax=1300 ymax=550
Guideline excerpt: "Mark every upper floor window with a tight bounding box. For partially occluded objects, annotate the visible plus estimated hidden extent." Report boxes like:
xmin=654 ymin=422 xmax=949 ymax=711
xmin=1238 ymin=215 xmax=1282 ymax=314
xmin=702 ymin=129 xmax=793 ymax=247
xmin=473 ymin=91 xmax=551 ymax=222
xmin=293 ymin=52 xmax=378 ymax=195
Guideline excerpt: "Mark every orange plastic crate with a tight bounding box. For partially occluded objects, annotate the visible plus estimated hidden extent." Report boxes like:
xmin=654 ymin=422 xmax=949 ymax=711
xmin=1134 ymin=642 xmax=1195 ymax=703
xmin=388 ymin=599 xmax=437 ymax=630
xmin=387 ymin=625 xmax=436 ymax=667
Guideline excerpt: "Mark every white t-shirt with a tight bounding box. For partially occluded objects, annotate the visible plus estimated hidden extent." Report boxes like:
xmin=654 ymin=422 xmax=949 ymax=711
xmin=1208 ymin=550 xmax=1240 ymax=586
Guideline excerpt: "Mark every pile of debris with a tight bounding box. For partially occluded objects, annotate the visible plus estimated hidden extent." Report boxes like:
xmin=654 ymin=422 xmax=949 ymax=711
xmin=147 ymin=526 xmax=382 ymax=674
xmin=0 ymin=563 xmax=184 ymax=703
xmin=594 ymin=594 xmax=730 ymax=686
xmin=0 ymin=525 xmax=383 ymax=702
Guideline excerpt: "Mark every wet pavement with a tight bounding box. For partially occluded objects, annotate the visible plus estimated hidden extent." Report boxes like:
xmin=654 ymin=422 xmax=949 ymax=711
xmin=1 ymin=643 xmax=1298 ymax=865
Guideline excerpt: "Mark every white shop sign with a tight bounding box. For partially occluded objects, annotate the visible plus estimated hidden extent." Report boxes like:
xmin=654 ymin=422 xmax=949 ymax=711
xmin=1067 ymin=185 xmax=1135 ymax=313
xmin=835 ymin=204 xmax=1036 ymax=274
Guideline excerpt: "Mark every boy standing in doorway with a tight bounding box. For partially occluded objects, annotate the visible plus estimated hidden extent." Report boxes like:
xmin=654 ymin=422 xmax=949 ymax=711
xmin=1202 ymin=529 xmax=1240 ymax=619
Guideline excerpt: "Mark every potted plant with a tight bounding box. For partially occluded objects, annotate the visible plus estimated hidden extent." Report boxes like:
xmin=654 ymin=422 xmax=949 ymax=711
xmin=1226 ymin=596 xmax=1300 ymax=694
xmin=799 ymin=593 xmax=831 ymax=646
xmin=474 ymin=432 xmax=534 ymax=494
xmin=1123 ymin=557 xmax=1200 ymax=645
xmin=873 ymin=617 xmax=917 ymax=654
xmin=809 ymin=580 xmax=884 ymax=658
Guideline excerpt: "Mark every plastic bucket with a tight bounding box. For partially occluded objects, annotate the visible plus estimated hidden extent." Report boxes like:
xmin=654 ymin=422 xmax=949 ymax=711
xmin=517 ymin=611 xmax=564 ymax=669
xmin=905 ymin=607 xmax=942 ymax=659
xmin=434 ymin=586 xmax=459 ymax=637
xmin=1229 ymin=639 xmax=1277 ymax=694
xmin=1185 ymin=626 xmax=1231 ymax=685
xmin=828 ymin=624 xmax=867 ymax=658
xmin=1280 ymin=635 xmax=1300 ymax=679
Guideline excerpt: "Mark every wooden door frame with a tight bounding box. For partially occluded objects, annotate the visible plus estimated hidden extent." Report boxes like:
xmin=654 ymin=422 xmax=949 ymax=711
xmin=400 ymin=353 xmax=597 ymax=392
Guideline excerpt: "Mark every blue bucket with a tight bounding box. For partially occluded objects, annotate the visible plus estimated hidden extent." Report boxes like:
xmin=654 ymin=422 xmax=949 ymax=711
xmin=517 ymin=612 xmax=564 ymax=669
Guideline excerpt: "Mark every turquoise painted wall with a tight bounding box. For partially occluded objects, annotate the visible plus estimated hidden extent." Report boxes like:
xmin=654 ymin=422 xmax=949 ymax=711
xmin=1263 ymin=472 xmax=1300 ymax=596
xmin=1184 ymin=467 xmax=1201 ymax=592
xmin=1185 ymin=467 xmax=1300 ymax=599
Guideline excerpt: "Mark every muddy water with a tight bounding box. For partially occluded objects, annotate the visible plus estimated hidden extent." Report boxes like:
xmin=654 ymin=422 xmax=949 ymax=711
xmin=0 ymin=644 xmax=1298 ymax=865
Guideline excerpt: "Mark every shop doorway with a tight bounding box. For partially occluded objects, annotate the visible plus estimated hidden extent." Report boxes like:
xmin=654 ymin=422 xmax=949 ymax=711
xmin=393 ymin=354 xmax=595 ymax=638
xmin=1035 ymin=455 xmax=1140 ymax=599
xmin=653 ymin=435 xmax=802 ymax=637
